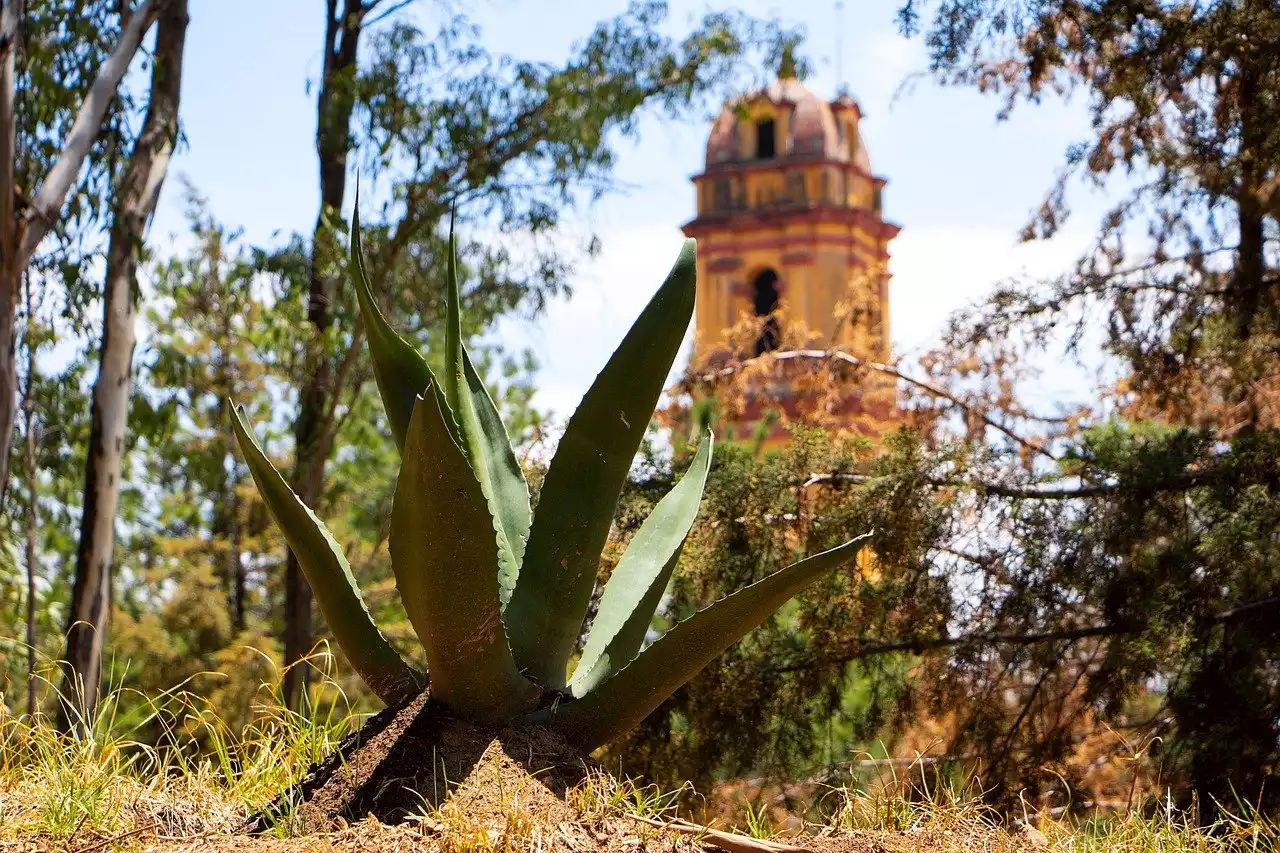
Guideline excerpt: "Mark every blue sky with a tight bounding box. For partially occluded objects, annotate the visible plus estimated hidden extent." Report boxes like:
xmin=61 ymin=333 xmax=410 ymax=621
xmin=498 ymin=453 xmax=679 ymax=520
xmin=148 ymin=0 xmax=1109 ymax=418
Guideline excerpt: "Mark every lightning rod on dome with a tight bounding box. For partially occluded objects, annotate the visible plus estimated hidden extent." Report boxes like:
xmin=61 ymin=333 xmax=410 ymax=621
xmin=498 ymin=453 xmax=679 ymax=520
xmin=835 ymin=1 xmax=848 ymax=97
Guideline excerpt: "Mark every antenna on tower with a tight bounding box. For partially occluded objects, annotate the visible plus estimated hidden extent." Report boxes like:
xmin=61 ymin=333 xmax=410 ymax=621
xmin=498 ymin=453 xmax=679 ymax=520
xmin=835 ymin=1 xmax=847 ymax=96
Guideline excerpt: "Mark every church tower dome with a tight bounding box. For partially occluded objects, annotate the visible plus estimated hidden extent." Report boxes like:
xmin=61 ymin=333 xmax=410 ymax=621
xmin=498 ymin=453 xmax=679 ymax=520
xmin=705 ymin=78 xmax=872 ymax=170
xmin=682 ymin=71 xmax=901 ymax=442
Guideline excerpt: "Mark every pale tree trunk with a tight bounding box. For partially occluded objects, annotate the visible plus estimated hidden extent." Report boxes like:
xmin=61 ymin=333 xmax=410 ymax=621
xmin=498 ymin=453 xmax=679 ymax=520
xmin=214 ymin=305 xmax=245 ymax=632
xmin=229 ymin=480 xmax=245 ymax=631
xmin=0 ymin=0 xmax=21 ymax=512
xmin=0 ymin=0 xmax=164 ymax=510
xmin=282 ymin=0 xmax=364 ymax=710
xmin=59 ymin=0 xmax=187 ymax=728
xmin=22 ymin=267 xmax=36 ymax=718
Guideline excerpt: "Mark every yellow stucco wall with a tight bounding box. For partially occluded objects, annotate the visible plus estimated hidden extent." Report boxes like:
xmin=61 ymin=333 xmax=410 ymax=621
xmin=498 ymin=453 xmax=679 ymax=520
xmin=689 ymin=216 xmax=892 ymax=362
xmin=681 ymin=80 xmax=900 ymax=443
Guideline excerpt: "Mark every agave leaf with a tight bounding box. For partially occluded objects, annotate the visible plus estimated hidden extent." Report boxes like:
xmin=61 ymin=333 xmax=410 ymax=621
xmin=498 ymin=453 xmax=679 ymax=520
xmin=390 ymin=388 xmax=539 ymax=721
xmin=350 ymin=207 xmax=435 ymax=453
xmin=568 ymin=433 xmax=713 ymax=697
xmin=440 ymin=213 xmax=531 ymax=605
xmin=353 ymin=209 xmax=530 ymax=601
xmin=230 ymin=405 xmax=423 ymax=705
xmin=460 ymin=345 xmax=532 ymax=604
xmin=507 ymin=239 xmax=697 ymax=688
xmin=442 ymin=209 xmax=463 ymax=412
xmin=527 ymin=534 xmax=870 ymax=751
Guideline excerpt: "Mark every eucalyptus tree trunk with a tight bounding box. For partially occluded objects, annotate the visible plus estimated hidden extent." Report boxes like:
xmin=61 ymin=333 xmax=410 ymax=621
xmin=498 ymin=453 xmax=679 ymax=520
xmin=282 ymin=0 xmax=364 ymax=710
xmin=60 ymin=0 xmax=188 ymax=727
xmin=0 ymin=0 xmax=21 ymax=509
xmin=22 ymin=268 xmax=36 ymax=718
xmin=0 ymin=0 xmax=163 ymax=510
xmin=214 ymin=305 xmax=245 ymax=632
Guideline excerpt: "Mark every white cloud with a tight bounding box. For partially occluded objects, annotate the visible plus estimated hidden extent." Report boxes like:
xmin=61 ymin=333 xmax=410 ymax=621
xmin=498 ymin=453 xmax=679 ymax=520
xmin=889 ymin=224 xmax=1091 ymax=354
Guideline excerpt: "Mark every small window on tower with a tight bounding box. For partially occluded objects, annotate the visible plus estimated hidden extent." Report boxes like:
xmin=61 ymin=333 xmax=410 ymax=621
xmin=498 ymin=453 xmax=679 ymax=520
xmin=755 ymin=119 xmax=776 ymax=159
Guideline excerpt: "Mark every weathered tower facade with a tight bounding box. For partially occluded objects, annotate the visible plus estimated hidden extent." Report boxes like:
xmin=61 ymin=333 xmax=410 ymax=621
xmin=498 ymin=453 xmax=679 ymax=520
xmin=681 ymin=73 xmax=900 ymax=441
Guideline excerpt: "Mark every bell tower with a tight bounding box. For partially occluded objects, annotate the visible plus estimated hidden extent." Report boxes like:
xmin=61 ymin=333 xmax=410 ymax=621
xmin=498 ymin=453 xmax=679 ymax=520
xmin=682 ymin=72 xmax=900 ymax=441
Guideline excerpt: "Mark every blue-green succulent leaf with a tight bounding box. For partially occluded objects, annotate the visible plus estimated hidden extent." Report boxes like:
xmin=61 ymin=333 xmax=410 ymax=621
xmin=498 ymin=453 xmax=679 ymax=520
xmin=568 ymin=433 xmax=713 ymax=697
xmin=527 ymin=534 xmax=870 ymax=750
xmin=443 ymin=209 xmax=462 ymax=413
xmin=440 ymin=212 xmax=530 ymax=604
xmin=230 ymin=405 xmax=424 ymax=705
xmin=460 ymin=344 xmax=531 ymax=604
xmin=350 ymin=206 xmax=437 ymax=453
xmin=507 ymin=239 xmax=697 ymax=688
xmin=389 ymin=388 xmax=539 ymax=722
xmin=353 ymin=207 xmax=530 ymax=600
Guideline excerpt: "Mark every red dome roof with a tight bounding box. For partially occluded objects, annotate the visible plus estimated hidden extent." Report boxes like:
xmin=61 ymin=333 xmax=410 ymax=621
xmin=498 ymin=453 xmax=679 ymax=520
xmin=705 ymin=78 xmax=871 ymax=172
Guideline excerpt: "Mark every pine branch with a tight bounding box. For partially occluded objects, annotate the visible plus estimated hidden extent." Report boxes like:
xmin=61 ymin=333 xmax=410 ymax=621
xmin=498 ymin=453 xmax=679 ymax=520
xmin=779 ymin=595 xmax=1280 ymax=673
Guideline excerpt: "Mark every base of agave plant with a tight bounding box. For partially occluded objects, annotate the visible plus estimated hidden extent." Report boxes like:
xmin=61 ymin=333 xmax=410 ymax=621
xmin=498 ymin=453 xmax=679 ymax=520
xmin=246 ymin=690 xmax=592 ymax=834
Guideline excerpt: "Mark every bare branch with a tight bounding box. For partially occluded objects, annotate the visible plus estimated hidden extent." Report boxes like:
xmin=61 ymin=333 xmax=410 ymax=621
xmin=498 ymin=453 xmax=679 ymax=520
xmin=362 ymin=0 xmax=414 ymax=28
xmin=696 ymin=349 xmax=1061 ymax=462
xmin=800 ymin=469 xmax=1219 ymax=500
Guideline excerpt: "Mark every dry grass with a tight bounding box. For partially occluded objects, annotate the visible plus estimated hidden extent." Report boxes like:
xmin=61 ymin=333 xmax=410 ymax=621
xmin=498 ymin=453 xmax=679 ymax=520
xmin=815 ymin=769 xmax=1279 ymax=853
xmin=0 ymin=662 xmax=354 ymax=849
xmin=1 ymin=666 xmax=1277 ymax=852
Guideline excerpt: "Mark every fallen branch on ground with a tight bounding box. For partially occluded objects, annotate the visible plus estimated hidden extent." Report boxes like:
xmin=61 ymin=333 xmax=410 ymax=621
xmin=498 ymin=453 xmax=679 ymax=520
xmin=629 ymin=814 xmax=808 ymax=853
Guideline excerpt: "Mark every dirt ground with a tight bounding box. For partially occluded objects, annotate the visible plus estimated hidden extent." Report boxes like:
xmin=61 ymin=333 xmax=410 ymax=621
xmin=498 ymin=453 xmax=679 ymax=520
xmin=0 ymin=697 xmax=1046 ymax=853
xmin=0 ymin=821 xmax=1045 ymax=853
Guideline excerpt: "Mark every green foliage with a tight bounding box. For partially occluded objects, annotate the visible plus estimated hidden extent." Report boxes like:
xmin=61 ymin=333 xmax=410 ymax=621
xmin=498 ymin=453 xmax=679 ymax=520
xmin=888 ymin=0 xmax=1280 ymax=815
xmin=612 ymin=414 xmax=1280 ymax=814
xmin=233 ymin=217 xmax=867 ymax=749
xmin=610 ymin=426 xmax=927 ymax=791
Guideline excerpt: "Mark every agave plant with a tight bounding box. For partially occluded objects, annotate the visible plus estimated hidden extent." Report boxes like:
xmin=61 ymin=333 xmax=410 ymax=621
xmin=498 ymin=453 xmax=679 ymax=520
xmin=231 ymin=212 xmax=868 ymax=752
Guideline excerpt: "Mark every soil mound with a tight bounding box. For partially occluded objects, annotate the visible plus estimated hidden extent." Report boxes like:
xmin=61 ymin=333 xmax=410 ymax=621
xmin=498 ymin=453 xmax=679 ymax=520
xmin=247 ymin=691 xmax=591 ymax=834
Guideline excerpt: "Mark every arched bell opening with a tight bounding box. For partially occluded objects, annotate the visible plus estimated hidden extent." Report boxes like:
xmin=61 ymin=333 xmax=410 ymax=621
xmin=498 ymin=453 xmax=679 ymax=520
xmin=752 ymin=268 xmax=781 ymax=356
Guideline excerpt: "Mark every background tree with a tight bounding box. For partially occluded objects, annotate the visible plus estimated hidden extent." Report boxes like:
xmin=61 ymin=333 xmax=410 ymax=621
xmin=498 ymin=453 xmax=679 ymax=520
xmin=60 ymin=0 xmax=188 ymax=727
xmin=887 ymin=0 xmax=1280 ymax=813
xmin=0 ymin=0 xmax=163 ymax=505
xmin=895 ymin=0 xmax=1280 ymax=430
xmin=602 ymin=0 xmax=1280 ymax=818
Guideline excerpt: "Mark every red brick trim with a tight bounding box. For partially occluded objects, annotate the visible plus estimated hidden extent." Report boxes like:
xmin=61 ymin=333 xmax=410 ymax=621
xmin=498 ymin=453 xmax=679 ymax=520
xmin=683 ymin=204 xmax=901 ymax=246
xmin=708 ymin=256 xmax=744 ymax=273
xmin=689 ymin=230 xmax=891 ymax=263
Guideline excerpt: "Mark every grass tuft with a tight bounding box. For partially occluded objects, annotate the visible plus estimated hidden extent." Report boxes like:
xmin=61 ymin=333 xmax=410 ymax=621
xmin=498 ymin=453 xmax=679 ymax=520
xmin=2 ymin=662 xmax=1279 ymax=851
xmin=0 ymin=655 xmax=358 ymax=847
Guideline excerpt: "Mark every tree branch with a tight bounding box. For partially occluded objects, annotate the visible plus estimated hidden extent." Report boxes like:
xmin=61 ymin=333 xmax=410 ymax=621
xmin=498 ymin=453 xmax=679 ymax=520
xmin=362 ymin=0 xmax=413 ymax=28
xmin=316 ymin=323 xmax=366 ymax=455
xmin=19 ymin=0 xmax=164 ymax=265
xmin=800 ymin=469 xmax=1220 ymax=500
xmin=780 ymin=595 xmax=1280 ymax=673
xmin=697 ymin=349 xmax=1060 ymax=463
